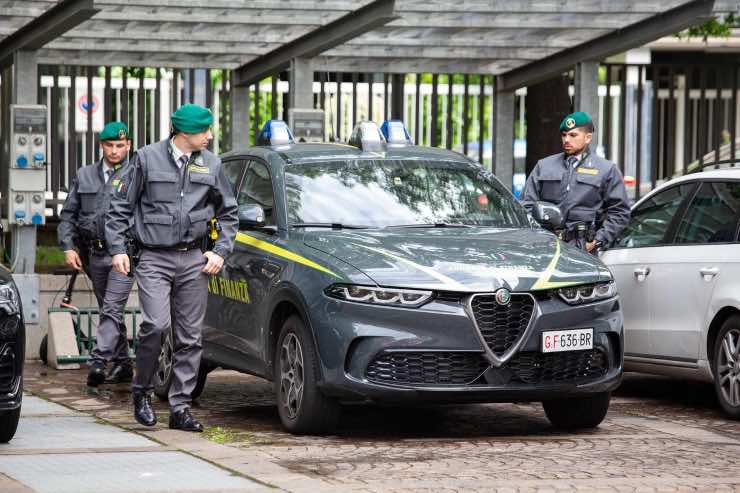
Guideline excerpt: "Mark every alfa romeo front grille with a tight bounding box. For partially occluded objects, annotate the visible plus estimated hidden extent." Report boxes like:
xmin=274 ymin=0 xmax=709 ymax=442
xmin=470 ymin=293 xmax=534 ymax=356
xmin=366 ymin=351 xmax=489 ymax=386
xmin=505 ymin=349 xmax=608 ymax=384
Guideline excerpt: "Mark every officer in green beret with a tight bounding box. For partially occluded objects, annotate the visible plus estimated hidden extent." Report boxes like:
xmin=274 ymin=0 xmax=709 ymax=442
xmin=58 ymin=121 xmax=135 ymax=386
xmin=522 ymin=111 xmax=630 ymax=252
xmin=106 ymin=104 xmax=238 ymax=432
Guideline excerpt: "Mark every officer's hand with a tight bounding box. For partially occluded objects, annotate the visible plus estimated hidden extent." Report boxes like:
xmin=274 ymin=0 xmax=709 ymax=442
xmin=586 ymin=240 xmax=597 ymax=252
xmin=202 ymin=251 xmax=224 ymax=275
xmin=64 ymin=250 xmax=83 ymax=271
xmin=111 ymin=253 xmax=130 ymax=275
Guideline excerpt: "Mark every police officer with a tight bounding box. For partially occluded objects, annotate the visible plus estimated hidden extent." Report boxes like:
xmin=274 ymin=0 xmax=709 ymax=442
xmin=58 ymin=121 xmax=135 ymax=387
xmin=106 ymin=104 xmax=238 ymax=432
xmin=522 ymin=111 xmax=630 ymax=252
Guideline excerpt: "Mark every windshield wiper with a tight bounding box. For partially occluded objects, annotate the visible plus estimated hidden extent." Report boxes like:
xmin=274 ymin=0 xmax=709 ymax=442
xmin=290 ymin=223 xmax=370 ymax=230
xmin=386 ymin=222 xmax=472 ymax=229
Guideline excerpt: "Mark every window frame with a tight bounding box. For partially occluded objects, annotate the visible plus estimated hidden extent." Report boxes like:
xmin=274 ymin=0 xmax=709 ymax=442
xmin=237 ymin=157 xmax=278 ymax=227
xmin=610 ymin=181 xmax=699 ymax=250
xmin=221 ymin=158 xmax=249 ymax=195
xmin=670 ymin=179 xmax=740 ymax=247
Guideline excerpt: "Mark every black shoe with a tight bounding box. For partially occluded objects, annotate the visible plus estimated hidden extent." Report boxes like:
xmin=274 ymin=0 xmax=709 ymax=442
xmin=133 ymin=392 xmax=157 ymax=427
xmin=87 ymin=362 xmax=107 ymax=387
xmin=168 ymin=408 xmax=203 ymax=432
xmin=106 ymin=363 xmax=133 ymax=384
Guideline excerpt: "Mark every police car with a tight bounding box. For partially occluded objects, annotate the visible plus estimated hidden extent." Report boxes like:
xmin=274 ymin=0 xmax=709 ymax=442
xmin=155 ymin=120 xmax=624 ymax=434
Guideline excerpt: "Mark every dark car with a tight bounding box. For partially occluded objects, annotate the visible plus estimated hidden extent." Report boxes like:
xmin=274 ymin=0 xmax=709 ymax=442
xmin=0 ymin=265 xmax=25 ymax=442
xmin=155 ymin=121 xmax=624 ymax=434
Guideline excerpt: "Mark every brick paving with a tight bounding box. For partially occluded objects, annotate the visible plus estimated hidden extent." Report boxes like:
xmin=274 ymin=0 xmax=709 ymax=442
xmin=20 ymin=362 xmax=740 ymax=492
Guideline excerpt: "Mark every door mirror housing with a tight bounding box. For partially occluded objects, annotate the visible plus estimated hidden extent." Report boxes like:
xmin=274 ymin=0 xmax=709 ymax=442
xmin=532 ymin=201 xmax=563 ymax=230
xmin=238 ymin=204 xmax=266 ymax=229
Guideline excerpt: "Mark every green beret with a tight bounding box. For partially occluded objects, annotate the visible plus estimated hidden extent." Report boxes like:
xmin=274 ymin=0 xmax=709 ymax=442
xmin=99 ymin=121 xmax=129 ymax=141
xmin=171 ymin=104 xmax=213 ymax=134
xmin=559 ymin=111 xmax=593 ymax=132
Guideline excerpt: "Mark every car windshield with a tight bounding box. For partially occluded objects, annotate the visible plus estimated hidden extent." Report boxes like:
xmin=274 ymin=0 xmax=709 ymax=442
xmin=284 ymin=159 xmax=528 ymax=228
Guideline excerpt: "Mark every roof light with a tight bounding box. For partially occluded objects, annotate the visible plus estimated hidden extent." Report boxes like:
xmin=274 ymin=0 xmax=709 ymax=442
xmin=348 ymin=121 xmax=386 ymax=152
xmin=380 ymin=120 xmax=412 ymax=146
xmin=256 ymin=120 xmax=294 ymax=146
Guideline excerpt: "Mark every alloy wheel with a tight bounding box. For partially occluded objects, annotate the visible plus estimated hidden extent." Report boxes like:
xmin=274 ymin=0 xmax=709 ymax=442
xmin=718 ymin=328 xmax=740 ymax=408
xmin=156 ymin=331 xmax=173 ymax=386
xmin=279 ymin=333 xmax=305 ymax=420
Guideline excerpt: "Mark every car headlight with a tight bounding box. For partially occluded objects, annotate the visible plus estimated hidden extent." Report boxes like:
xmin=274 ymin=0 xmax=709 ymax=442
xmin=0 ymin=284 xmax=19 ymax=316
xmin=557 ymin=281 xmax=616 ymax=305
xmin=325 ymin=284 xmax=433 ymax=308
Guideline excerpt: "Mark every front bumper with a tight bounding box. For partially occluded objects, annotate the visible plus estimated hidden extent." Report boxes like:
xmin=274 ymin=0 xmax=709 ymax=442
xmin=313 ymin=292 xmax=623 ymax=404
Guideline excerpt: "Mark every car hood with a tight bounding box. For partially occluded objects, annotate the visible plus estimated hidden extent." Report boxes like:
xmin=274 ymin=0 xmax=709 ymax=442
xmin=303 ymin=227 xmax=612 ymax=292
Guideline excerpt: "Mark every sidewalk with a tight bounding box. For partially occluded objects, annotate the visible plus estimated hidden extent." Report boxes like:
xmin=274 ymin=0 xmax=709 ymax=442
xmin=0 ymin=395 xmax=272 ymax=493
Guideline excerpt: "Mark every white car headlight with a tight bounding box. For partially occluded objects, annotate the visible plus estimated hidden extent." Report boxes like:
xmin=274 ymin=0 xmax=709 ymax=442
xmin=0 ymin=284 xmax=19 ymax=316
xmin=557 ymin=281 xmax=616 ymax=305
xmin=326 ymin=284 xmax=433 ymax=308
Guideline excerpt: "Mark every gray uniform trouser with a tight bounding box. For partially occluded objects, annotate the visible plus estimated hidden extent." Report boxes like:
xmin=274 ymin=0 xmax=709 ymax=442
xmin=133 ymin=248 xmax=207 ymax=412
xmin=87 ymin=252 xmax=134 ymax=366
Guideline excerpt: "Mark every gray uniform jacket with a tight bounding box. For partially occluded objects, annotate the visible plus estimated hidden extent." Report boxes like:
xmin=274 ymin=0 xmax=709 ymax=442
xmin=58 ymin=159 xmax=127 ymax=251
xmin=522 ymin=151 xmax=630 ymax=245
xmin=105 ymin=139 xmax=238 ymax=258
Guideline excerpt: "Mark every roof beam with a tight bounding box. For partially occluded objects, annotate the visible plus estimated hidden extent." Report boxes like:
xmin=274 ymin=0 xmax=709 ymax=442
xmin=497 ymin=0 xmax=716 ymax=92
xmin=0 ymin=0 xmax=98 ymax=66
xmin=234 ymin=0 xmax=399 ymax=86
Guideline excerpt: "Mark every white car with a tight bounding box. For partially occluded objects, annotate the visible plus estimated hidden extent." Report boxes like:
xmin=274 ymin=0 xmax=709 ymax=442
xmin=601 ymin=167 xmax=740 ymax=418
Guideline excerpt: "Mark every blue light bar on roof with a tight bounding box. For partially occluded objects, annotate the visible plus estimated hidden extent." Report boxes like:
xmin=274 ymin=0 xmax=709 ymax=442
xmin=380 ymin=120 xmax=412 ymax=146
xmin=348 ymin=121 xmax=386 ymax=152
xmin=256 ymin=120 xmax=294 ymax=146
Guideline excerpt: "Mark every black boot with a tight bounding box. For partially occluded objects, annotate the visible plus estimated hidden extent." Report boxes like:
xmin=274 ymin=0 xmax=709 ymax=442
xmin=133 ymin=392 xmax=157 ymax=427
xmin=106 ymin=362 xmax=133 ymax=384
xmin=168 ymin=408 xmax=203 ymax=432
xmin=87 ymin=361 xmax=107 ymax=387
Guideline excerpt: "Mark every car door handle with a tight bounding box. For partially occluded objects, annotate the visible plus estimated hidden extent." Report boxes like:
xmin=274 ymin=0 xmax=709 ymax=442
xmin=699 ymin=267 xmax=719 ymax=280
xmin=633 ymin=267 xmax=650 ymax=282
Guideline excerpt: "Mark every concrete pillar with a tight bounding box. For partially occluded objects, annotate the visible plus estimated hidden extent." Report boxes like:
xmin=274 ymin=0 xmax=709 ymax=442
xmin=391 ymin=74 xmax=404 ymax=120
xmin=289 ymin=57 xmax=314 ymax=109
xmin=493 ymin=87 xmax=515 ymax=191
xmin=574 ymin=61 xmax=600 ymax=126
xmin=230 ymin=74 xmax=250 ymax=150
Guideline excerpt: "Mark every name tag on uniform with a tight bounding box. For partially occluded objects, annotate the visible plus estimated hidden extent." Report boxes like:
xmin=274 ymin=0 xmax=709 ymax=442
xmin=188 ymin=164 xmax=210 ymax=174
xmin=576 ymin=167 xmax=599 ymax=175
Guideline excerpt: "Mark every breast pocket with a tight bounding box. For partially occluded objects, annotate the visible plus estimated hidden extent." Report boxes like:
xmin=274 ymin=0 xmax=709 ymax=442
xmin=574 ymin=172 xmax=603 ymax=207
xmin=539 ymin=170 xmax=563 ymax=202
xmin=77 ymin=184 xmax=99 ymax=213
xmin=189 ymin=172 xmax=216 ymax=199
xmin=147 ymin=171 xmax=179 ymax=202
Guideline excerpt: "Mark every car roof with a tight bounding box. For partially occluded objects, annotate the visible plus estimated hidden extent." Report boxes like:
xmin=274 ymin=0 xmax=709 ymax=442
xmin=220 ymin=143 xmax=474 ymax=166
xmin=634 ymin=165 xmax=740 ymax=206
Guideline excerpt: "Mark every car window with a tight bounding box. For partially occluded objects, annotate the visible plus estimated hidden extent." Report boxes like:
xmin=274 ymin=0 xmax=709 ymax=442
xmin=675 ymin=181 xmax=740 ymax=244
xmin=238 ymin=160 xmax=275 ymax=225
xmin=222 ymin=160 xmax=247 ymax=193
xmin=614 ymin=183 xmax=695 ymax=248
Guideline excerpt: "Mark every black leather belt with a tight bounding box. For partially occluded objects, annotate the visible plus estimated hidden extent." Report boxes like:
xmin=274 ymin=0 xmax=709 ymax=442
xmin=146 ymin=240 xmax=202 ymax=252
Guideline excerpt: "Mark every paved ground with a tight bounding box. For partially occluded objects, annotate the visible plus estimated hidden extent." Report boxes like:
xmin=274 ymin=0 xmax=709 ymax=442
xmin=9 ymin=361 xmax=740 ymax=492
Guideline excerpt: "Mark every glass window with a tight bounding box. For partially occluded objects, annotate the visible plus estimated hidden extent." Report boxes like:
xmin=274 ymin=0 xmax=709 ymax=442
xmin=675 ymin=181 xmax=740 ymax=244
xmin=614 ymin=183 xmax=695 ymax=248
xmin=284 ymin=159 xmax=528 ymax=228
xmin=238 ymin=161 xmax=275 ymax=225
xmin=222 ymin=160 xmax=246 ymax=192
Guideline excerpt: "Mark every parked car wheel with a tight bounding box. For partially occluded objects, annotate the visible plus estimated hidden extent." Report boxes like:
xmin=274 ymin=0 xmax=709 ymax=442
xmin=713 ymin=314 xmax=740 ymax=419
xmin=274 ymin=315 xmax=340 ymax=434
xmin=542 ymin=392 xmax=611 ymax=430
xmin=39 ymin=334 xmax=48 ymax=365
xmin=0 ymin=407 xmax=21 ymax=443
xmin=153 ymin=329 xmax=210 ymax=401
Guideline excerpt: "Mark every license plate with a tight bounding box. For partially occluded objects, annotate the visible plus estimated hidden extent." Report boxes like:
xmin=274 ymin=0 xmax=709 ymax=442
xmin=542 ymin=328 xmax=593 ymax=353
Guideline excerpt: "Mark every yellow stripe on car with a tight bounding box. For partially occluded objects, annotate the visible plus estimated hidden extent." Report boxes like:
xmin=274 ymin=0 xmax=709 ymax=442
xmin=235 ymin=232 xmax=342 ymax=279
xmin=531 ymin=239 xmax=582 ymax=290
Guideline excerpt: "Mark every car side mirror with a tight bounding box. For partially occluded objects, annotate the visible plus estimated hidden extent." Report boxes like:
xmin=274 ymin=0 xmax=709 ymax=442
xmin=238 ymin=204 xmax=266 ymax=229
xmin=532 ymin=201 xmax=563 ymax=230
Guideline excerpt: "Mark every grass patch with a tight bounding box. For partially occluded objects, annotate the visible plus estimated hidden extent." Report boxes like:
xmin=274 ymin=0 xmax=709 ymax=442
xmin=203 ymin=426 xmax=240 ymax=444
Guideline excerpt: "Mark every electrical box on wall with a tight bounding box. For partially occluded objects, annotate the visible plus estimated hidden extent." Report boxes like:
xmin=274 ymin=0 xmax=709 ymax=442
xmin=288 ymin=108 xmax=325 ymax=143
xmin=8 ymin=105 xmax=47 ymax=226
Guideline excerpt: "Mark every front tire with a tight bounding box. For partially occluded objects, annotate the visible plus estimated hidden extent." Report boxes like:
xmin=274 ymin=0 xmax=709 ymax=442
xmin=542 ymin=392 xmax=611 ymax=430
xmin=713 ymin=314 xmax=740 ymax=419
xmin=274 ymin=315 xmax=340 ymax=434
xmin=0 ymin=407 xmax=21 ymax=443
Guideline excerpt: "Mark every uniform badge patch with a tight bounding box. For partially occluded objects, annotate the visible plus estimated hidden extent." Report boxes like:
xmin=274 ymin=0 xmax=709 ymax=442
xmin=565 ymin=117 xmax=576 ymax=129
xmin=118 ymin=129 xmax=127 ymax=140
xmin=188 ymin=164 xmax=210 ymax=174
xmin=577 ymin=167 xmax=599 ymax=175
